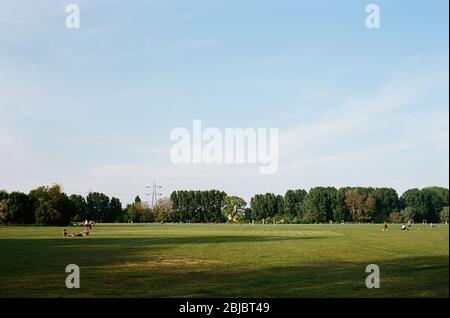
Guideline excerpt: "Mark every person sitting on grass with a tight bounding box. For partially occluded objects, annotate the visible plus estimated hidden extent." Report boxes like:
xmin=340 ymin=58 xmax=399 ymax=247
xmin=83 ymin=219 xmax=93 ymax=229
xmin=383 ymin=221 xmax=389 ymax=231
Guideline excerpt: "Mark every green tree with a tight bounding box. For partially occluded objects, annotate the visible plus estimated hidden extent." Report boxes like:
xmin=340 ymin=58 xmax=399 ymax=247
xmin=399 ymin=188 xmax=448 ymax=222
xmin=422 ymin=187 xmax=449 ymax=222
xmin=390 ymin=211 xmax=404 ymax=223
xmin=284 ymin=189 xmax=307 ymax=217
xmin=69 ymin=194 xmax=87 ymax=222
xmin=424 ymin=187 xmax=449 ymax=206
xmin=138 ymin=202 xmax=154 ymax=223
xmin=0 ymin=190 xmax=9 ymax=224
xmin=109 ymin=197 xmax=123 ymax=222
xmin=0 ymin=190 xmax=8 ymax=201
xmin=250 ymin=193 xmax=284 ymax=221
xmin=400 ymin=206 xmax=420 ymax=222
xmin=223 ymin=196 xmax=247 ymax=221
xmin=400 ymin=189 xmax=428 ymax=221
xmin=345 ymin=188 xmax=375 ymax=222
xmin=30 ymin=185 xmax=72 ymax=225
xmin=300 ymin=187 xmax=335 ymax=223
xmin=170 ymin=190 xmax=226 ymax=223
xmin=153 ymin=197 xmax=174 ymax=223
xmin=332 ymin=188 xmax=351 ymax=222
xmin=86 ymin=192 xmax=110 ymax=221
xmin=125 ymin=204 xmax=139 ymax=223
xmin=35 ymin=201 xmax=61 ymax=225
xmin=126 ymin=200 xmax=153 ymax=223
xmin=372 ymin=188 xmax=399 ymax=222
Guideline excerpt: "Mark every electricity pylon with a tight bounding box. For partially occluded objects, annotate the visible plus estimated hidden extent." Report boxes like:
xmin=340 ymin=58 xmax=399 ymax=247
xmin=146 ymin=181 xmax=162 ymax=208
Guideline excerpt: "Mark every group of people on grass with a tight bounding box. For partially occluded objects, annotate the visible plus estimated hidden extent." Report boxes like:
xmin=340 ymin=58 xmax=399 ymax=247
xmin=401 ymin=221 xmax=412 ymax=231
xmin=383 ymin=220 xmax=412 ymax=231
xmin=63 ymin=219 xmax=95 ymax=238
xmin=383 ymin=220 xmax=435 ymax=232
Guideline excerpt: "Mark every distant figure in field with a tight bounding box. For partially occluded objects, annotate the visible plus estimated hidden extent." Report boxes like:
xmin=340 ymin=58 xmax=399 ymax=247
xmin=83 ymin=219 xmax=95 ymax=229
xmin=63 ymin=229 xmax=78 ymax=237
xmin=383 ymin=221 xmax=389 ymax=231
xmin=63 ymin=228 xmax=89 ymax=238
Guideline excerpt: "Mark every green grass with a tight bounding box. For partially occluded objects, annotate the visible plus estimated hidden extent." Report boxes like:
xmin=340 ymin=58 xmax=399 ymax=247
xmin=0 ymin=223 xmax=448 ymax=298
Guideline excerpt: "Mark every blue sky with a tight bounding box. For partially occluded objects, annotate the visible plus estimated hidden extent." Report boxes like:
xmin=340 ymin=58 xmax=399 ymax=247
xmin=0 ymin=0 xmax=448 ymax=204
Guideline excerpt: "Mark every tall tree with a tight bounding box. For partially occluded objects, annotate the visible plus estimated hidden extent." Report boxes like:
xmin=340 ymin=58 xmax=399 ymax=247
xmin=400 ymin=189 xmax=430 ymax=222
xmin=345 ymin=188 xmax=375 ymax=222
xmin=332 ymin=188 xmax=351 ymax=222
xmin=300 ymin=187 xmax=335 ymax=223
xmin=1 ymin=191 xmax=34 ymax=224
xmin=109 ymin=197 xmax=123 ymax=222
xmin=170 ymin=190 xmax=227 ymax=223
xmin=223 ymin=196 xmax=247 ymax=219
xmin=30 ymin=185 xmax=72 ymax=225
xmin=372 ymin=188 xmax=399 ymax=222
xmin=69 ymin=194 xmax=87 ymax=221
xmin=422 ymin=187 xmax=449 ymax=222
xmin=86 ymin=192 xmax=110 ymax=221
xmin=250 ymin=193 xmax=284 ymax=221
xmin=284 ymin=189 xmax=307 ymax=217
xmin=153 ymin=197 xmax=174 ymax=223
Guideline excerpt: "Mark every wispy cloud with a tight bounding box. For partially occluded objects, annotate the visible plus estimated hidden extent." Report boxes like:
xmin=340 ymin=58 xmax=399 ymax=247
xmin=279 ymin=67 xmax=448 ymax=160
xmin=81 ymin=67 xmax=449 ymax=202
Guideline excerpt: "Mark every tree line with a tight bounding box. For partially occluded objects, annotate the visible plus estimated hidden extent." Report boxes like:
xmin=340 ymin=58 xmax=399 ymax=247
xmin=0 ymin=185 xmax=448 ymax=225
xmin=249 ymin=187 xmax=448 ymax=224
xmin=0 ymin=185 xmax=123 ymax=225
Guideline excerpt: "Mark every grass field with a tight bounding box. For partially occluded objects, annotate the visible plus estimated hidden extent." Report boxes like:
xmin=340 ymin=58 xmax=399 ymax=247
xmin=0 ymin=223 xmax=448 ymax=298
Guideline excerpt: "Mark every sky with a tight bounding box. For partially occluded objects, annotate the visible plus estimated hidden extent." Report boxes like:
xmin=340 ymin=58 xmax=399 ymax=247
xmin=0 ymin=0 xmax=449 ymax=205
